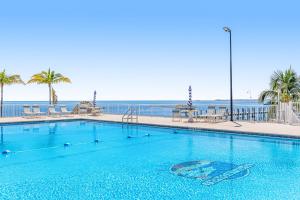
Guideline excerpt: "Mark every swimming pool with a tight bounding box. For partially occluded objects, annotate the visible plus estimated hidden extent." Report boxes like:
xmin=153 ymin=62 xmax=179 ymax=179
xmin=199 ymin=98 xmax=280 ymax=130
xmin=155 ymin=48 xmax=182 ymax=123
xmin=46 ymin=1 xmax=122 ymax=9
xmin=0 ymin=120 xmax=299 ymax=199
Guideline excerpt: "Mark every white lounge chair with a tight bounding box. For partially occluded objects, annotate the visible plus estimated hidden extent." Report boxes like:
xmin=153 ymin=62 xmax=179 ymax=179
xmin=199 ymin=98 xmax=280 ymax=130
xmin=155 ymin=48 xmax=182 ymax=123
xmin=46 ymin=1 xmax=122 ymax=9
xmin=32 ymin=105 xmax=45 ymax=117
xmin=91 ymin=107 xmax=103 ymax=116
xmin=172 ymin=107 xmax=182 ymax=122
xmin=22 ymin=105 xmax=35 ymax=118
xmin=198 ymin=106 xmax=221 ymax=122
xmin=205 ymin=106 xmax=227 ymax=122
xmin=48 ymin=106 xmax=60 ymax=117
xmin=60 ymin=105 xmax=72 ymax=116
xmin=79 ymin=105 xmax=88 ymax=115
xmin=216 ymin=106 xmax=228 ymax=121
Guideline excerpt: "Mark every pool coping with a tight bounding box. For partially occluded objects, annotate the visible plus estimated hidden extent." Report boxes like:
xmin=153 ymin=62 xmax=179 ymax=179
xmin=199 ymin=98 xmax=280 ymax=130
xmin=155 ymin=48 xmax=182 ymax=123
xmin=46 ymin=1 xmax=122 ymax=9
xmin=86 ymin=118 xmax=300 ymax=140
xmin=0 ymin=115 xmax=299 ymax=140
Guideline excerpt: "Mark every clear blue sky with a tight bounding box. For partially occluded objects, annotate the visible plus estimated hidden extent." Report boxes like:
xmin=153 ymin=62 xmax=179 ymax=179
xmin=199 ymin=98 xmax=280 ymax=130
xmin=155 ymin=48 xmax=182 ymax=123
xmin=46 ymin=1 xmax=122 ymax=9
xmin=0 ymin=0 xmax=300 ymax=101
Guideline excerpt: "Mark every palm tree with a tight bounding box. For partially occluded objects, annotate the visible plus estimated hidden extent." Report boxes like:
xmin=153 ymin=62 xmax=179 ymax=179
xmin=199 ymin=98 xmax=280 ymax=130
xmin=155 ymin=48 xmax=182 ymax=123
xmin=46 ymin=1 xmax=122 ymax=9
xmin=28 ymin=68 xmax=71 ymax=105
xmin=259 ymin=67 xmax=300 ymax=104
xmin=0 ymin=70 xmax=24 ymax=117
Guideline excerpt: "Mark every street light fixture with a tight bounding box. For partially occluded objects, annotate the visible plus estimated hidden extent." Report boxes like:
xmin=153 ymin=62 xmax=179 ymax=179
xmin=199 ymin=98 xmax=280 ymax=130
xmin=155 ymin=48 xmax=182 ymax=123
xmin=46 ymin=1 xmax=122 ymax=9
xmin=223 ymin=26 xmax=233 ymax=121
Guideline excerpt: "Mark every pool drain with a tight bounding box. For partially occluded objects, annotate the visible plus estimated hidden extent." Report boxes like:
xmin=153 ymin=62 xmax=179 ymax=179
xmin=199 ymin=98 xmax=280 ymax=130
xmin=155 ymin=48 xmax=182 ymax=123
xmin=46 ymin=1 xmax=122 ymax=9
xmin=2 ymin=150 xmax=11 ymax=155
xmin=64 ymin=142 xmax=71 ymax=147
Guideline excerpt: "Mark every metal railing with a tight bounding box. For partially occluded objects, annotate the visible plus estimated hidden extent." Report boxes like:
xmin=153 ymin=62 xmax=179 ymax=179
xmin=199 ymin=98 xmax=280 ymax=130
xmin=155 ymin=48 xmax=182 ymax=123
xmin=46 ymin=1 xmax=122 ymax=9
xmin=100 ymin=103 xmax=273 ymax=121
xmin=0 ymin=102 xmax=298 ymax=124
xmin=0 ymin=103 xmax=76 ymax=117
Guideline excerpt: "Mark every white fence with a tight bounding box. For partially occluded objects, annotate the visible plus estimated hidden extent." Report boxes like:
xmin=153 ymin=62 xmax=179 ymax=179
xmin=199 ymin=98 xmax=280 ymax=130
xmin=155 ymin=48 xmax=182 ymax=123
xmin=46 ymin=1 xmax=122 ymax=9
xmin=281 ymin=102 xmax=300 ymax=125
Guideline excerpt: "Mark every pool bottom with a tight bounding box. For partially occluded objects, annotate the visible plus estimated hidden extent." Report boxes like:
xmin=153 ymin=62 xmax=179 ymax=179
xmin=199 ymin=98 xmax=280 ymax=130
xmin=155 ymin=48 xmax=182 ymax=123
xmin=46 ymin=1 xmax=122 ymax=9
xmin=0 ymin=120 xmax=299 ymax=200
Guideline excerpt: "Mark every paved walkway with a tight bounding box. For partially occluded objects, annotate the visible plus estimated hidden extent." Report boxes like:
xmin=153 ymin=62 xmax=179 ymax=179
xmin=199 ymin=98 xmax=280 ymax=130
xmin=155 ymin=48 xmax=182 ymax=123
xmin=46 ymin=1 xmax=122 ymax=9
xmin=0 ymin=114 xmax=299 ymax=138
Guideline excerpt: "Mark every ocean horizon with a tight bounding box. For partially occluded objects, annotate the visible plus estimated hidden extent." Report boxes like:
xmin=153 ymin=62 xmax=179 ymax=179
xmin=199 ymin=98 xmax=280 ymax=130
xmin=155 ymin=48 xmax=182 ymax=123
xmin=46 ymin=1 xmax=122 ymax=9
xmin=0 ymin=99 xmax=265 ymax=118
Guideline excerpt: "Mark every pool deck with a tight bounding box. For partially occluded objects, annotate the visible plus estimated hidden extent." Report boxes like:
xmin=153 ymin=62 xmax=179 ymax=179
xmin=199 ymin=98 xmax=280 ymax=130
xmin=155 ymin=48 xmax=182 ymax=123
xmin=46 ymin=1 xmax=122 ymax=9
xmin=0 ymin=114 xmax=299 ymax=138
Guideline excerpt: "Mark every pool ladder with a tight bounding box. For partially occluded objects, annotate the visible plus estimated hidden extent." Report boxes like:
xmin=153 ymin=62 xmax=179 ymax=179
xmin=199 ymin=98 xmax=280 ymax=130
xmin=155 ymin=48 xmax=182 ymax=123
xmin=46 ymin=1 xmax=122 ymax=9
xmin=122 ymin=106 xmax=139 ymax=123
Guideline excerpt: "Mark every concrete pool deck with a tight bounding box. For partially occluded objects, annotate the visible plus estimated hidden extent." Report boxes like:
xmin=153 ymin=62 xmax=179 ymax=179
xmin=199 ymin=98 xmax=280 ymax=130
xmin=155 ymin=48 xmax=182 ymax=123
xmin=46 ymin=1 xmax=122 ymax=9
xmin=0 ymin=114 xmax=299 ymax=138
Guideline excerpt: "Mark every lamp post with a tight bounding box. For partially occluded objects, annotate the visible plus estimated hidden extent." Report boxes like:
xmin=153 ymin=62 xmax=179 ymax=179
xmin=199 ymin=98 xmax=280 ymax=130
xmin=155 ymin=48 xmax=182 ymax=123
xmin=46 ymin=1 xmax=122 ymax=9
xmin=223 ymin=26 xmax=233 ymax=121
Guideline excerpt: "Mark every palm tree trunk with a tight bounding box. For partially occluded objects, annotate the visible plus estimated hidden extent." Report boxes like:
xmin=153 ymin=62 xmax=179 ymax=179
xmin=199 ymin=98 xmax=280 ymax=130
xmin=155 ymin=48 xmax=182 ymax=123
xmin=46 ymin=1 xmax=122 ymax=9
xmin=0 ymin=84 xmax=3 ymax=117
xmin=49 ymin=84 xmax=52 ymax=105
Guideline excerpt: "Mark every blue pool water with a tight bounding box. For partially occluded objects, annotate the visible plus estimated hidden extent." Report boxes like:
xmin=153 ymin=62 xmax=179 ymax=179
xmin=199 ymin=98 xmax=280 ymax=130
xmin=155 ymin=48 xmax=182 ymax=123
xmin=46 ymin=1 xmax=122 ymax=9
xmin=0 ymin=120 xmax=299 ymax=200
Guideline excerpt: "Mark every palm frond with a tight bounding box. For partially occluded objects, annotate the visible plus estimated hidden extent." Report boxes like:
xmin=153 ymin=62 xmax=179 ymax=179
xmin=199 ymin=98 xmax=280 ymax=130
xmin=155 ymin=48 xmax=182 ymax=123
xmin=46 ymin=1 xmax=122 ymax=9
xmin=6 ymin=75 xmax=25 ymax=85
xmin=0 ymin=70 xmax=24 ymax=85
xmin=263 ymin=67 xmax=300 ymax=103
xmin=52 ymin=75 xmax=71 ymax=84
xmin=258 ymin=90 xmax=277 ymax=103
xmin=28 ymin=69 xmax=71 ymax=85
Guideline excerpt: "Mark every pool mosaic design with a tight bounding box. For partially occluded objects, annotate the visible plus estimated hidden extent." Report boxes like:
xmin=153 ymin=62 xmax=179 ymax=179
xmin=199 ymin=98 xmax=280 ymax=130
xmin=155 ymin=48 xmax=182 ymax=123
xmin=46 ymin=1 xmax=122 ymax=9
xmin=171 ymin=160 xmax=253 ymax=186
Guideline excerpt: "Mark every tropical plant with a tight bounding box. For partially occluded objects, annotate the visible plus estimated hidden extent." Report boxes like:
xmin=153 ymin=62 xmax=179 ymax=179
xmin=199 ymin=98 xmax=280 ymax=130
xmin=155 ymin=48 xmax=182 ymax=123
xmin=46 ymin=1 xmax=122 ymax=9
xmin=258 ymin=67 xmax=300 ymax=104
xmin=28 ymin=68 xmax=71 ymax=105
xmin=0 ymin=70 xmax=24 ymax=117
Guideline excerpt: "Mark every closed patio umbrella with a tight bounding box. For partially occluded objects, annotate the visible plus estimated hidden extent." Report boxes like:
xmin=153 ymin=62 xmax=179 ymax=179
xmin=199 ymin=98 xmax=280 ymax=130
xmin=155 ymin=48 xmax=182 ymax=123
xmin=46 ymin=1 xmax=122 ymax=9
xmin=187 ymin=85 xmax=192 ymax=110
xmin=93 ymin=90 xmax=97 ymax=108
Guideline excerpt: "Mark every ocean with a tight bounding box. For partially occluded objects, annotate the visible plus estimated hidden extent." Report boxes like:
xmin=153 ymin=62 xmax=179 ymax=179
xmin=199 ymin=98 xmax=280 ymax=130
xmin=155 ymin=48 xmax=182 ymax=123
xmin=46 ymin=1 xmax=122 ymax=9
xmin=1 ymin=100 xmax=266 ymax=118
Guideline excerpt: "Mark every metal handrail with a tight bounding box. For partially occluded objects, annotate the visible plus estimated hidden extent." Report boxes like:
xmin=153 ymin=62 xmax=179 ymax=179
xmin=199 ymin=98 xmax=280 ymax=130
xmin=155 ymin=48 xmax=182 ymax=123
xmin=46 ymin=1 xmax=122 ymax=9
xmin=122 ymin=106 xmax=138 ymax=123
xmin=122 ymin=108 xmax=131 ymax=122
